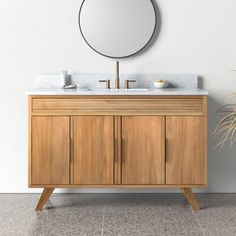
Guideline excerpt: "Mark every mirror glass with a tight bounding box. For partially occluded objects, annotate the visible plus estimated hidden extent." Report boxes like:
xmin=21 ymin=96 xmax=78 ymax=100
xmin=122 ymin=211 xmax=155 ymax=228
xmin=79 ymin=0 xmax=157 ymax=58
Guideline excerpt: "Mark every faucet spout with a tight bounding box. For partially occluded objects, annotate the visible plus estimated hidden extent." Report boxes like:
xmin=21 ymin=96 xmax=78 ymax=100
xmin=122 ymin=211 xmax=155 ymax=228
xmin=115 ymin=61 xmax=120 ymax=89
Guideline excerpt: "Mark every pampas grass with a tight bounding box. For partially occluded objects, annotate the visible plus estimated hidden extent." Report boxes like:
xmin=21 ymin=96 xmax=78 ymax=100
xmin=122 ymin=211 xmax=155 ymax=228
xmin=214 ymin=94 xmax=236 ymax=148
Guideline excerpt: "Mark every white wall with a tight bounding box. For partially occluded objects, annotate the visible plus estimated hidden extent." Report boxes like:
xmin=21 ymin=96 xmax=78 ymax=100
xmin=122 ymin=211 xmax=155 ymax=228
xmin=1 ymin=0 xmax=236 ymax=193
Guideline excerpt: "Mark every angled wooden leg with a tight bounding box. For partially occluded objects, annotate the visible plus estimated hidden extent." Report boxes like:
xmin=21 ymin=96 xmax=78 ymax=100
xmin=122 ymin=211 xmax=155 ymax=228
xmin=35 ymin=188 xmax=55 ymax=210
xmin=181 ymin=188 xmax=200 ymax=211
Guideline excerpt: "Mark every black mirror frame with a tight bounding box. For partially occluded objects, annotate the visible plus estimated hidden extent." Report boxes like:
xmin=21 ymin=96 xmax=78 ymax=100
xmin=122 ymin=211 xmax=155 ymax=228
xmin=78 ymin=0 xmax=158 ymax=59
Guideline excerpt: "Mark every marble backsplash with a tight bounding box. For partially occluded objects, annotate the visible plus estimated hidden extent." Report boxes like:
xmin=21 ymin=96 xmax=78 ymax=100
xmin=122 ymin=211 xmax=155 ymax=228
xmin=36 ymin=73 xmax=199 ymax=89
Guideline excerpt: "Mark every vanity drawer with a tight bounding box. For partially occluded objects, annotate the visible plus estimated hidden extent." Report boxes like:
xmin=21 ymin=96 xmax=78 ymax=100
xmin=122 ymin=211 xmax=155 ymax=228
xmin=30 ymin=96 xmax=205 ymax=116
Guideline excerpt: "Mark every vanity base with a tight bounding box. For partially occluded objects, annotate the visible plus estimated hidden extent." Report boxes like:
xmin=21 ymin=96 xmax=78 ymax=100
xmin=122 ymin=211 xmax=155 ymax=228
xmin=182 ymin=188 xmax=200 ymax=211
xmin=35 ymin=188 xmax=55 ymax=210
xmin=30 ymin=95 xmax=207 ymax=212
xmin=182 ymin=188 xmax=200 ymax=210
xmin=35 ymin=187 xmax=200 ymax=211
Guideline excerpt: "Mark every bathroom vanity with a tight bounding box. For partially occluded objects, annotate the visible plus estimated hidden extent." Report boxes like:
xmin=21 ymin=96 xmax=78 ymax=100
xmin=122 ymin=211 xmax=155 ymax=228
xmin=27 ymin=0 xmax=208 ymax=212
xmin=28 ymin=88 xmax=208 ymax=211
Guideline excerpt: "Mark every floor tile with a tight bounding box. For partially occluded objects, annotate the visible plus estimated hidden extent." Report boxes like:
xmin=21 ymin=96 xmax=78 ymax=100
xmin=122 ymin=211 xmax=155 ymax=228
xmin=0 ymin=194 xmax=103 ymax=236
xmin=195 ymin=194 xmax=236 ymax=236
xmin=1 ymin=193 xmax=236 ymax=236
xmin=102 ymin=194 xmax=203 ymax=236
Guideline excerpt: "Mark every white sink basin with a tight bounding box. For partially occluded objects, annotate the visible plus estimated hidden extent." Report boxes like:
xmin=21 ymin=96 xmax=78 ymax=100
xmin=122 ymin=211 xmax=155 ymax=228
xmin=123 ymin=88 xmax=149 ymax=92
xmin=89 ymin=88 xmax=149 ymax=92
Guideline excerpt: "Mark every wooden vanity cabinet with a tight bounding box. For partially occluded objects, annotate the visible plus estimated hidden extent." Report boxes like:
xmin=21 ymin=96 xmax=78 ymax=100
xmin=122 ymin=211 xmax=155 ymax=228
xmin=31 ymin=116 xmax=70 ymax=185
xmin=166 ymin=116 xmax=206 ymax=185
xmin=121 ymin=116 xmax=165 ymax=185
xmin=72 ymin=116 xmax=114 ymax=185
xmin=29 ymin=95 xmax=207 ymax=211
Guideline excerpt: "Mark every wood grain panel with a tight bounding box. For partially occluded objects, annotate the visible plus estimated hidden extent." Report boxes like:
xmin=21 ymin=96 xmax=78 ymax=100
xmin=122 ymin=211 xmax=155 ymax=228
xmin=73 ymin=116 xmax=114 ymax=184
xmin=203 ymin=96 xmax=208 ymax=186
xmin=114 ymin=116 xmax=122 ymax=184
xmin=31 ymin=117 xmax=70 ymax=185
xmin=29 ymin=184 xmax=206 ymax=188
xmin=28 ymin=95 xmax=208 ymax=190
xmin=32 ymin=96 xmax=204 ymax=115
xmin=121 ymin=116 xmax=165 ymax=184
xmin=28 ymin=97 xmax=32 ymax=185
xmin=166 ymin=116 xmax=205 ymax=185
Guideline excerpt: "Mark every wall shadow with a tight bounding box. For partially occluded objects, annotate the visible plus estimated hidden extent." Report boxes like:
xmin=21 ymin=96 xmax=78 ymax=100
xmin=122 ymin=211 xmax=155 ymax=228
xmin=198 ymin=76 xmax=204 ymax=89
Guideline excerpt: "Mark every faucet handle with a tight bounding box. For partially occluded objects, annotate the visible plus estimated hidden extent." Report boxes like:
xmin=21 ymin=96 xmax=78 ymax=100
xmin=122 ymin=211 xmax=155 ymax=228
xmin=125 ymin=80 xmax=136 ymax=89
xmin=99 ymin=80 xmax=111 ymax=89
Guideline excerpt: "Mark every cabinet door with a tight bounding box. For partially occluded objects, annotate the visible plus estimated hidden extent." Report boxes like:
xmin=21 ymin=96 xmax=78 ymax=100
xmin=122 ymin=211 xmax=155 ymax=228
xmin=122 ymin=116 xmax=165 ymax=184
xmin=73 ymin=116 xmax=114 ymax=185
xmin=31 ymin=117 xmax=70 ymax=185
xmin=166 ymin=116 xmax=205 ymax=185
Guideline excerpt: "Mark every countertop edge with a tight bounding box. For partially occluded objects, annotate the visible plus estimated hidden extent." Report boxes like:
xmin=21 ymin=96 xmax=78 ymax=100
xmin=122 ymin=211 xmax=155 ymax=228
xmin=26 ymin=89 xmax=209 ymax=96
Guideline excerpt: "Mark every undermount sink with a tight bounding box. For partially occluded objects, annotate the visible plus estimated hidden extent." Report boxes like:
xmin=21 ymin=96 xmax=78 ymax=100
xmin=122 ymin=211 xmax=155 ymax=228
xmin=89 ymin=88 xmax=149 ymax=92
xmin=123 ymin=88 xmax=149 ymax=92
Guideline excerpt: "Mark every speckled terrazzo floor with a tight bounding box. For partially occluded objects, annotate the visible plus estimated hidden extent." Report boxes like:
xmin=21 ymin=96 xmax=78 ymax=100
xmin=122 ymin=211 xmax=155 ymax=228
xmin=0 ymin=194 xmax=236 ymax=236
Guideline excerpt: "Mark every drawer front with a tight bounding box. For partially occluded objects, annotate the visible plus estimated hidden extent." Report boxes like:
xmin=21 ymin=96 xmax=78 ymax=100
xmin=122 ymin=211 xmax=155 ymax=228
xmin=31 ymin=96 xmax=205 ymax=115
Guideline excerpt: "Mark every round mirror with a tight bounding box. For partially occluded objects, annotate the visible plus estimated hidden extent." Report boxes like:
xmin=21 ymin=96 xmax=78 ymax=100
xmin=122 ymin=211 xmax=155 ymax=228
xmin=79 ymin=0 xmax=157 ymax=58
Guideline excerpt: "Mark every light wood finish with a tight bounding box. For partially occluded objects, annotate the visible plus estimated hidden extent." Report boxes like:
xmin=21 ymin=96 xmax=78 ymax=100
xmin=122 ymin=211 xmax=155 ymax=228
xmin=28 ymin=95 xmax=208 ymax=210
xmin=30 ymin=184 xmax=206 ymax=188
xmin=114 ymin=116 xmax=122 ymax=184
xmin=35 ymin=188 xmax=55 ymax=210
xmin=182 ymin=188 xmax=200 ymax=210
xmin=31 ymin=117 xmax=70 ymax=185
xmin=73 ymin=116 xmax=114 ymax=184
xmin=28 ymin=97 xmax=32 ymax=185
xmin=203 ymin=96 xmax=208 ymax=186
xmin=70 ymin=117 xmax=74 ymax=184
xmin=166 ymin=116 xmax=205 ymax=185
xmin=31 ymin=96 xmax=204 ymax=116
xmin=121 ymin=116 xmax=165 ymax=184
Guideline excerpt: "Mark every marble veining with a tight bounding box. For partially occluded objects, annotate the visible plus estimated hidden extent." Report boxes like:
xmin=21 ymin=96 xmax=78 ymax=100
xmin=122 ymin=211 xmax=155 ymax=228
xmin=29 ymin=73 xmax=208 ymax=96
xmin=69 ymin=73 xmax=199 ymax=90
xmin=35 ymin=73 xmax=199 ymax=90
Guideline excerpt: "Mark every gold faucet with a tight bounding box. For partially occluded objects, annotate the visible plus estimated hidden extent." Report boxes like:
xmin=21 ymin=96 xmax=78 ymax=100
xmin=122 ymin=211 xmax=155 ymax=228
xmin=99 ymin=80 xmax=110 ymax=89
xmin=115 ymin=61 xmax=120 ymax=89
xmin=125 ymin=79 xmax=136 ymax=89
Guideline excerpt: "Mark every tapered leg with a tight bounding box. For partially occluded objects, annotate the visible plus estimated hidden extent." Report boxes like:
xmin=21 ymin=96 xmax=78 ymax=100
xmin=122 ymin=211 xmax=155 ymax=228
xmin=35 ymin=188 xmax=55 ymax=210
xmin=181 ymin=188 xmax=200 ymax=211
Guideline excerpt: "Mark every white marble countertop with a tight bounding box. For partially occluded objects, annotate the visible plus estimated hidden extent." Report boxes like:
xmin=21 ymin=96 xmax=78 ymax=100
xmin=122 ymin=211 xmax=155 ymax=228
xmin=27 ymin=88 xmax=209 ymax=96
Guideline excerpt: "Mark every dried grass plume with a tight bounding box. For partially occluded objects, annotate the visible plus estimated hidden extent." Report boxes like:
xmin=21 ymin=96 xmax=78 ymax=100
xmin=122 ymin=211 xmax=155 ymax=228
xmin=214 ymin=94 xmax=236 ymax=148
